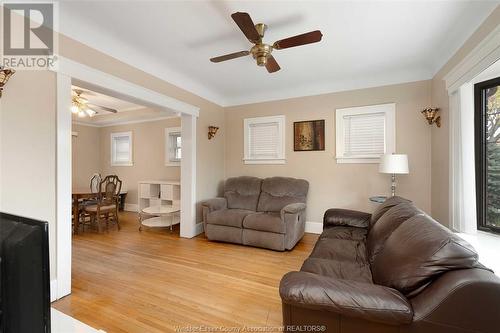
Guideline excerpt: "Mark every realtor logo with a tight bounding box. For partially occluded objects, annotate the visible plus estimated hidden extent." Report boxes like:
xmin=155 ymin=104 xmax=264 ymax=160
xmin=1 ymin=2 xmax=58 ymax=69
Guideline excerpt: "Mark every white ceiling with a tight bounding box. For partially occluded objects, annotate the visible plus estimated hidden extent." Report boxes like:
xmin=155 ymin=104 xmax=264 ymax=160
xmin=59 ymin=1 xmax=498 ymax=106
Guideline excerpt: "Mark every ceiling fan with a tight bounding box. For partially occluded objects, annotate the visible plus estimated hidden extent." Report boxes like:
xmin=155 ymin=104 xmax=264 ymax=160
xmin=210 ymin=12 xmax=323 ymax=73
xmin=71 ymin=89 xmax=118 ymax=118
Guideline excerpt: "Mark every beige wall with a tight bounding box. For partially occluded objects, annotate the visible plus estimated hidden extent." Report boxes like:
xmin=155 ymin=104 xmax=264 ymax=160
xmin=430 ymin=6 xmax=500 ymax=227
xmin=225 ymin=80 xmax=432 ymax=223
xmin=99 ymin=118 xmax=181 ymax=205
xmin=0 ymin=70 xmax=57 ymax=279
xmin=73 ymin=118 xmax=181 ymax=205
xmin=72 ymin=124 xmax=101 ymax=189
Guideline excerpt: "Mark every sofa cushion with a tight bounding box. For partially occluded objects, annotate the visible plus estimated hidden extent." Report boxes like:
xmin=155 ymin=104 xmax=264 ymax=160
xmin=224 ymin=176 xmax=262 ymax=211
xmin=370 ymin=196 xmax=411 ymax=228
xmin=367 ymin=203 xmax=424 ymax=264
xmin=243 ymin=212 xmax=285 ymax=234
xmin=371 ymin=214 xmax=480 ymax=295
xmin=257 ymin=177 xmax=309 ymax=212
xmin=206 ymin=209 xmax=254 ymax=228
xmin=310 ymin=238 xmax=368 ymax=264
xmin=320 ymin=226 xmax=368 ymax=241
xmin=301 ymin=257 xmax=373 ymax=283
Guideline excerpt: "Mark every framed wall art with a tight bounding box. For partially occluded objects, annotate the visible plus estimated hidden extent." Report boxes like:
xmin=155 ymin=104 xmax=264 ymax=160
xmin=293 ymin=120 xmax=325 ymax=151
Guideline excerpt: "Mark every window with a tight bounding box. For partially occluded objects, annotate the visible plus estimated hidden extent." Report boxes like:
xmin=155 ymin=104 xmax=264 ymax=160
xmin=474 ymin=77 xmax=500 ymax=233
xmin=165 ymin=127 xmax=181 ymax=166
xmin=335 ymin=103 xmax=395 ymax=163
xmin=111 ymin=132 xmax=133 ymax=166
xmin=244 ymin=115 xmax=285 ymax=164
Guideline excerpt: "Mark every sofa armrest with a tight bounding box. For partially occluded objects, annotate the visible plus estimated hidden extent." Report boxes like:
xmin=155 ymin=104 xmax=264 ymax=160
xmin=280 ymin=271 xmax=413 ymax=325
xmin=201 ymin=197 xmax=227 ymax=212
xmin=323 ymin=208 xmax=371 ymax=229
xmin=281 ymin=202 xmax=306 ymax=216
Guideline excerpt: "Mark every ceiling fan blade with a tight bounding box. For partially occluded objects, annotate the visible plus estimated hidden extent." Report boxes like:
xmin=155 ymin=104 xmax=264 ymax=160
xmin=210 ymin=51 xmax=250 ymax=63
xmin=273 ymin=30 xmax=323 ymax=50
xmin=87 ymin=103 xmax=118 ymax=113
xmin=72 ymin=88 xmax=84 ymax=96
xmin=265 ymin=55 xmax=281 ymax=73
xmin=231 ymin=12 xmax=260 ymax=43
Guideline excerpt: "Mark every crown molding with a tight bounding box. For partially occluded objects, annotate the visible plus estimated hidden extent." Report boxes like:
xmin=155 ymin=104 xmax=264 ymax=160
xmin=72 ymin=115 xmax=179 ymax=128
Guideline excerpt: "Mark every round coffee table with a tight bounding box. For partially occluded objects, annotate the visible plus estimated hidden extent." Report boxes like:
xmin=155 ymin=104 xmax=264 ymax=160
xmin=139 ymin=205 xmax=180 ymax=232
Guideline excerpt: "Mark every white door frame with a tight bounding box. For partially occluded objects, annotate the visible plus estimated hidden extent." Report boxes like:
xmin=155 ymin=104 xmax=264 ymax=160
xmin=50 ymin=57 xmax=199 ymax=300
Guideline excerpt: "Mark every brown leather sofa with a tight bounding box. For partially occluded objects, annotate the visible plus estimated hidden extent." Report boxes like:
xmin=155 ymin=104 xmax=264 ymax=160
xmin=279 ymin=196 xmax=500 ymax=333
xmin=202 ymin=176 xmax=309 ymax=251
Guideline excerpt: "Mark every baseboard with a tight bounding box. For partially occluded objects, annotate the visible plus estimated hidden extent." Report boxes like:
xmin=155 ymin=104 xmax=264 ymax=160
xmin=305 ymin=221 xmax=323 ymax=234
xmin=50 ymin=279 xmax=58 ymax=302
xmin=194 ymin=222 xmax=204 ymax=236
xmin=124 ymin=203 xmax=139 ymax=212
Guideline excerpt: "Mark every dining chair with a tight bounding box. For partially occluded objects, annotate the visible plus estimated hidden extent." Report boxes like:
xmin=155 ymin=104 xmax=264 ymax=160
xmin=84 ymin=175 xmax=122 ymax=233
xmin=79 ymin=173 xmax=102 ymax=232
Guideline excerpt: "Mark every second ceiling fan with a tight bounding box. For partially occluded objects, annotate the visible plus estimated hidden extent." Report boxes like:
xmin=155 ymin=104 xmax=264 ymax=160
xmin=210 ymin=12 xmax=323 ymax=73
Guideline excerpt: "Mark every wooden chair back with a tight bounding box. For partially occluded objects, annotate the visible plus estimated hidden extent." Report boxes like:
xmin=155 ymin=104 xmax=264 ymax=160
xmin=98 ymin=175 xmax=122 ymax=206
xmin=90 ymin=173 xmax=102 ymax=194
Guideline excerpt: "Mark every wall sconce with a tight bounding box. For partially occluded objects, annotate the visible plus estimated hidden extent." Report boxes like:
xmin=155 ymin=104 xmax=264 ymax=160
xmin=0 ymin=67 xmax=15 ymax=98
xmin=421 ymin=107 xmax=441 ymax=128
xmin=208 ymin=126 xmax=219 ymax=140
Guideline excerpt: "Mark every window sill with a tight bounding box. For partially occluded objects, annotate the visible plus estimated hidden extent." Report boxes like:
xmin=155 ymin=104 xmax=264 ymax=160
xmin=111 ymin=162 xmax=133 ymax=167
xmin=165 ymin=161 xmax=180 ymax=167
xmin=336 ymin=157 xmax=380 ymax=164
xmin=243 ymin=159 xmax=286 ymax=165
xmin=457 ymin=231 xmax=500 ymax=277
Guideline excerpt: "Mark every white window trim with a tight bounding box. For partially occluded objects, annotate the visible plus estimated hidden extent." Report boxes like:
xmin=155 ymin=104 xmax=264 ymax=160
xmin=165 ymin=127 xmax=181 ymax=167
xmin=111 ymin=131 xmax=133 ymax=166
xmin=335 ymin=103 xmax=395 ymax=164
xmin=243 ymin=115 xmax=286 ymax=165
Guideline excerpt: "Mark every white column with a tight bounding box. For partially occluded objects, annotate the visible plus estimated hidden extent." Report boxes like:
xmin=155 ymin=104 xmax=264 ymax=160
xmin=56 ymin=73 xmax=72 ymax=300
xmin=180 ymin=114 xmax=197 ymax=238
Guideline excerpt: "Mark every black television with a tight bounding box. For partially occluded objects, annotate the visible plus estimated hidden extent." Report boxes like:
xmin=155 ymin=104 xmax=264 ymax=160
xmin=0 ymin=212 xmax=51 ymax=333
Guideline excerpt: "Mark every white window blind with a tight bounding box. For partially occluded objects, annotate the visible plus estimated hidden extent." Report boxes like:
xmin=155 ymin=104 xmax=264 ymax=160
xmin=336 ymin=103 xmax=395 ymax=163
xmin=244 ymin=115 xmax=285 ymax=164
xmin=249 ymin=122 xmax=280 ymax=159
xmin=165 ymin=127 xmax=181 ymax=166
xmin=111 ymin=132 xmax=133 ymax=166
xmin=343 ymin=113 xmax=385 ymax=157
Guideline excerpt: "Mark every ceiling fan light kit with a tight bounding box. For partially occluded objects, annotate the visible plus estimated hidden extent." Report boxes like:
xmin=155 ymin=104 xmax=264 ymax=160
xmin=210 ymin=12 xmax=323 ymax=73
xmin=71 ymin=88 xmax=118 ymax=118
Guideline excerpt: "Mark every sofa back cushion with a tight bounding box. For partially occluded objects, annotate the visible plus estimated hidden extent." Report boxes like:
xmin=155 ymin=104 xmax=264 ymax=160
xmin=366 ymin=203 xmax=424 ymax=264
xmin=370 ymin=196 xmax=411 ymax=228
xmin=371 ymin=214 xmax=480 ymax=295
xmin=224 ymin=176 xmax=262 ymax=211
xmin=257 ymin=177 xmax=309 ymax=212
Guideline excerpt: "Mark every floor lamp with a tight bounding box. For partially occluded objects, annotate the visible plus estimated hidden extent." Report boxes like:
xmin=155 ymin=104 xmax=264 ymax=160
xmin=379 ymin=154 xmax=409 ymax=196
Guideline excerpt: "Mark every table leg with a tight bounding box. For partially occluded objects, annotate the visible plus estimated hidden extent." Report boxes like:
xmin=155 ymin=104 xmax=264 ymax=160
xmin=73 ymin=197 xmax=80 ymax=234
xmin=139 ymin=212 xmax=143 ymax=231
xmin=170 ymin=214 xmax=173 ymax=232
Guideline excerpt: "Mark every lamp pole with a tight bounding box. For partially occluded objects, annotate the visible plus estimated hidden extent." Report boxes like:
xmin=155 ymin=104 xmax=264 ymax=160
xmin=391 ymin=174 xmax=396 ymax=197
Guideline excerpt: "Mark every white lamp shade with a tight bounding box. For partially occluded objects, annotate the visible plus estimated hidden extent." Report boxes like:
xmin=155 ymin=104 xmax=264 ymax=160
xmin=379 ymin=154 xmax=409 ymax=174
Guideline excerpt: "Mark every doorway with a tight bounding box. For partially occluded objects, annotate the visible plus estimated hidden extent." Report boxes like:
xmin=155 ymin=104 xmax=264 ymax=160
xmin=51 ymin=57 xmax=199 ymax=301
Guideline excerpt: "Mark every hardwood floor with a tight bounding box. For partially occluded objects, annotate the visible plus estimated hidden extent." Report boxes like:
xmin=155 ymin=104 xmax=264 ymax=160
xmin=53 ymin=211 xmax=318 ymax=333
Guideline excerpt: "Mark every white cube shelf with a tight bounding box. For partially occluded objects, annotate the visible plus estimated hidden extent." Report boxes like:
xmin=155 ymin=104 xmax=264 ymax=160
xmin=138 ymin=180 xmax=181 ymax=212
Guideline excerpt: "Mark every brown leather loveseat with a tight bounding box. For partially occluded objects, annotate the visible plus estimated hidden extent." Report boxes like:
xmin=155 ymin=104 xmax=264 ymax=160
xmin=279 ymin=196 xmax=500 ymax=333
